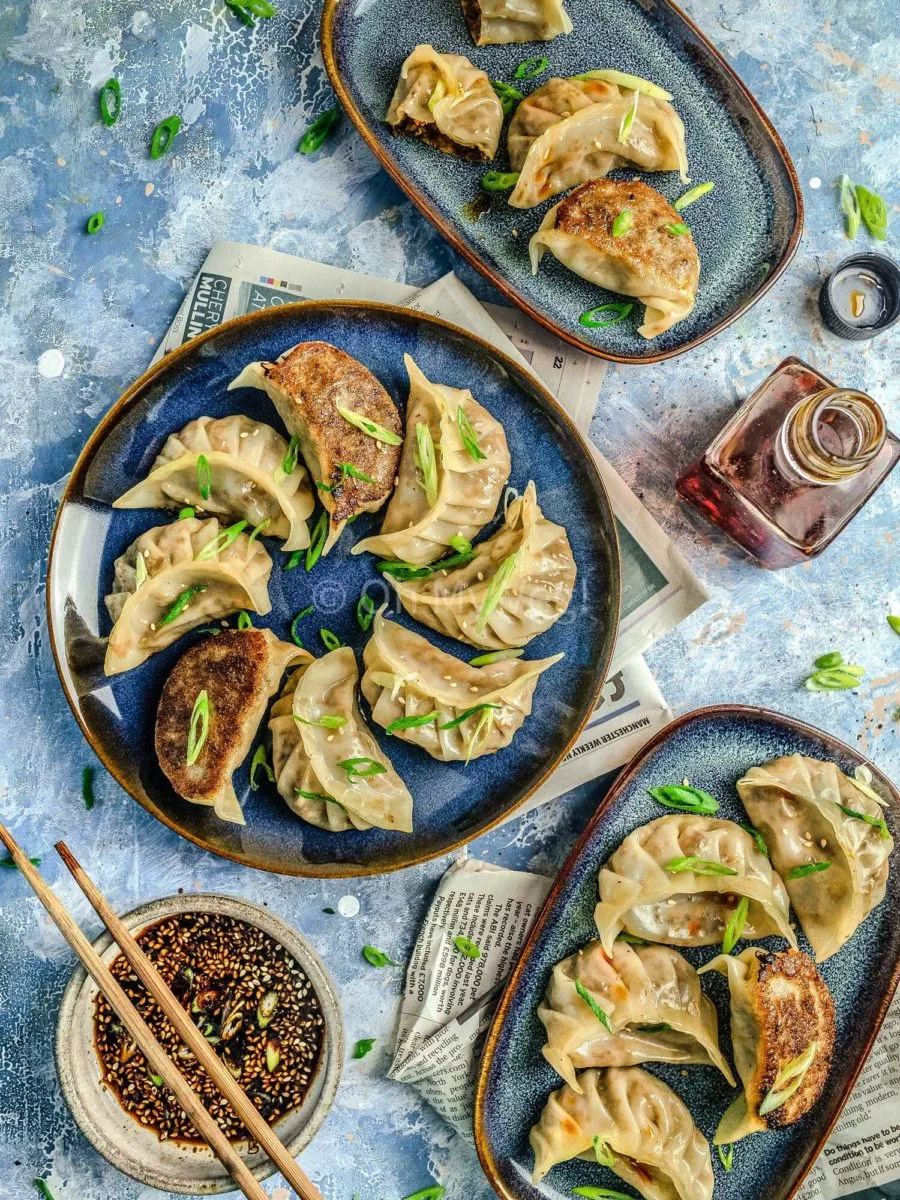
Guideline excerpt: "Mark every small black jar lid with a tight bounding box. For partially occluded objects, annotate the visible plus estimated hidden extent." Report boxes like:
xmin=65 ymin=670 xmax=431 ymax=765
xmin=819 ymin=251 xmax=900 ymax=341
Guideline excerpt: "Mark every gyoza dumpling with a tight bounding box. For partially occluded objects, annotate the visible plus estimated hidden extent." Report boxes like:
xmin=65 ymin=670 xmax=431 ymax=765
xmin=352 ymin=355 xmax=510 ymax=565
xmin=360 ymin=610 xmax=561 ymax=761
xmin=387 ymin=482 xmax=576 ymax=649
xmin=530 ymin=1066 xmax=714 ymax=1200
xmin=291 ymin=647 xmax=413 ymax=832
xmin=539 ymin=939 xmax=735 ymax=1091
xmin=462 ymin=0 xmax=572 ymax=46
xmin=509 ymin=75 xmax=689 ymax=208
xmin=113 ymin=414 xmax=315 ymax=551
xmin=699 ymin=947 xmax=835 ymax=1145
xmin=530 ymin=178 xmax=701 ymax=338
xmin=155 ymin=629 xmax=302 ymax=825
xmin=594 ymin=814 xmax=796 ymax=951
xmin=386 ymin=45 xmax=503 ymax=161
xmin=104 ymin=517 xmax=272 ymax=675
xmin=269 ymin=663 xmax=372 ymax=832
xmin=229 ymin=342 xmax=402 ymax=554
xmin=737 ymin=754 xmax=893 ymax=960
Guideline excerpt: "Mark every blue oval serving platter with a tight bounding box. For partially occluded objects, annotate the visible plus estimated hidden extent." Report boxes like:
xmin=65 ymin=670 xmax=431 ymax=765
xmin=322 ymin=0 xmax=803 ymax=364
xmin=47 ymin=302 xmax=620 ymax=877
xmin=475 ymin=705 xmax=900 ymax=1200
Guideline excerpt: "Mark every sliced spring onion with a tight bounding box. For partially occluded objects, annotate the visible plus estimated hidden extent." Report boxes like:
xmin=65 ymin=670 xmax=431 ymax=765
xmin=377 ymin=548 xmax=474 ymax=582
xmin=99 ymin=77 xmax=121 ymax=126
xmin=759 ymin=1042 xmax=818 ymax=1116
xmin=570 ymin=69 xmax=673 ymax=100
xmin=475 ymin=551 xmax=519 ymax=635
xmin=290 ymin=605 xmax=314 ymax=646
xmin=186 ymin=690 xmax=210 ymax=765
xmin=338 ymin=461 xmax=377 ymax=484
xmin=427 ymin=78 xmax=447 ymax=113
xmin=33 ymin=1181 xmax=58 ymax=1200
xmin=225 ymin=0 xmax=276 ymax=25
xmin=574 ymin=979 xmax=612 ymax=1031
xmin=246 ymin=518 xmax=270 ymax=549
xmin=717 ymin=1143 xmax=735 ymax=1172
xmin=134 ymin=553 xmax=148 ymax=589
xmin=835 ymin=803 xmax=890 ymax=839
xmin=294 ymin=713 xmax=348 ymax=729
xmin=815 ymin=650 xmax=844 ymax=669
xmin=357 ymin=591 xmax=376 ymax=631
xmin=284 ymin=548 xmax=303 ymax=570
xmin=362 ymin=944 xmax=398 ymax=967
xmin=415 ymin=423 xmax=439 ymax=507
xmin=336 ymin=404 xmax=402 ymax=444
xmin=449 ymin=535 xmax=472 ymax=555
xmin=572 ymin=1190 xmax=634 ymax=1200
xmin=281 ymin=434 xmax=300 ymax=476
xmin=464 ymin=706 xmax=495 ymax=763
xmin=616 ymin=931 xmax=648 ymax=944
xmin=196 ymin=454 xmax=211 ymax=501
xmin=482 ymin=170 xmax=520 ymax=192
xmin=593 ymin=1135 xmax=616 ymax=1167
xmin=159 ymin=584 xmax=207 ymax=626
xmin=665 ymin=222 xmax=690 ymax=236
xmin=299 ymin=105 xmax=341 ymax=155
xmin=787 ymin=860 xmax=831 ymax=879
xmin=514 ymin=56 xmax=549 ymax=81
xmin=438 ymin=703 xmax=500 ymax=730
xmin=490 ymin=79 xmax=523 ymax=115
xmin=86 ymin=212 xmax=105 ymax=235
xmin=265 ymin=1037 xmax=281 ymax=1072
xmin=665 ymin=856 xmax=738 ymax=877
xmin=887 ymin=615 xmax=900 ymax=635
xmin=320 ymin=627 xmax=342 ymax=651
xmin=339 ymin=757 xmax=387 ymax=780
xmin=839 ymin=175 xmax=861 ymax=240
xmin=722 ymin=895 xmax=749 ymax=954
xmin=856 ymin=184 xmax=887 ymax=240
xmin=296 ymin=786 xmax=337 ymax=804
xmin=453 ymin=935 xmax=481 ymax=959
xmin=618 ymin=90 xmax=639 ymax=144
xmin=804 ymin=666 xmax=865 ymax=691
xmin=179 ymin=506 xmax=195 ymax=519
xmin=353 ymin=1037 xmax=376 ymax=1059
xmin=195 ymin=519 xmax=248 ymax=561
xmin=386 ymin=711 xmax=440 ymax=735
xmin=305 ymin=511 xmax=328 ymax=571
xmin=579 ymin=302 xmax=633 ymax=328
xmin=457 ymin=404 xmax=486 ymax=461
xmin=674 ymin=181 xmax=715 ymax=211
xmin=1 ymin=855 xmax=41 ymax=870
xmin=249 ymin=744 xmax=275 ymax=790
xmin=150 ymin=114 xmax=182 ymax=160
xmin=469 ymin=647 xmax=524 ymax=666
xmin=648 ymin=784 xmax=718 ymax=814
xmin=237 ymin=610 xmax=253 ymax=630
xmin=401 ymin=1190 xmax=445 ymax=1200
xmin=82 ymin=765 xmax=96 ymax=810
xmin=739 ymin=823 xmax=769 ymax=857
xmin=611 ymin=208 xmax=633 ymax=237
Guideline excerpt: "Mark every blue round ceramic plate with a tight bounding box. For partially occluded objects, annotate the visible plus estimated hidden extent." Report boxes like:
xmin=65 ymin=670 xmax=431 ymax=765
xmin=47 ymin=302 xmax=620 ymax=877
xmin=475 ymin=705 xmax=900 ymax=1200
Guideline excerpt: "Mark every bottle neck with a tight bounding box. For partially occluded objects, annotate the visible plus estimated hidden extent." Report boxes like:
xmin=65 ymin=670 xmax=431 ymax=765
xmin=776 ymin=387 xmax=886 ymax=486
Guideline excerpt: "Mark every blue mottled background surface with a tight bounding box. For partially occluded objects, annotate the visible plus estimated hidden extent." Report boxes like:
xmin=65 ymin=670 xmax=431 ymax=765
xmin=0 ymin=2 xmax=897 ymax=1199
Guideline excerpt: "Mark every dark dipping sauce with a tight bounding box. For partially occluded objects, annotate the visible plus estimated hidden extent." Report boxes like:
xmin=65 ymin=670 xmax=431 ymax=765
xmin=93 ymin=912 xmax=325 ymax=1147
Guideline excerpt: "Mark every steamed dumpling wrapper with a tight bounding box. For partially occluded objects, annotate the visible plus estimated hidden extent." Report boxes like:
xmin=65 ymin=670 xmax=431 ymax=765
xmin=509 ymin=76 xmax=689 ymax=208
xmin=104 ymin=517 xmax=272 ymax=675
xmin=352 ymin=354 xmax=510 ymax=565
xmin=539 ymin=939 xmax=735 ymax=1090
xmin=737 ymin=754 xmax=893 ymax=960
xmin=361 ymin=610 xmax=562 ymax=761
xmin=530 ymin=178 xmax=700 ymax=338
xmin=461 ymin=0 xmax=572 ymax=46
xmin=386 ymin=45 xmax=504 ymax=161
xmin=594 ymin=813 xmax=796 ymax=951
xmin=530 ymin=1065 xmax=714 ymax=1200
xmin=269 ymin=662 xmax=373 ymax=832
xmin=114 ymin=414 xmax=315 ymax=551
xmin=386 ymin=481 xmax=576 ymax=650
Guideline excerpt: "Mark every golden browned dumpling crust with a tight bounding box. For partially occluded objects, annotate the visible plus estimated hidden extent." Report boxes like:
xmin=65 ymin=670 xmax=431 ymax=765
xmin=460 ymin=0 xmax=483 ymax=44
xmin=555 ymin=178 xmax=699 ymax=298
xmin=751 ymin=949 xmax=835 ymax=1129
xmin=155 ymin=629 xmax=269 ymax=805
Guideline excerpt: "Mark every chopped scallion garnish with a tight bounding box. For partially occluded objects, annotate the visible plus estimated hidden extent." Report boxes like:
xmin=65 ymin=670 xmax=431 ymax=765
xmin=237 ymin=610 xmax=253 ymax=630
xmin=339 ymin=757 xmax=386 ymax=780
xmin=839 ymin=175 xmax=861 ymax=239
xmin=665 ymin=856 xmax=738 ymax=876
xmin=814 ymin=650 xmax=844 ymax=669
xmin=225 ymin=0 xmax=276 ymax=26
xmin=296 ymin=786 xmax=337 ymax=804
xmin=353 ymin=1037 xmax=376 ymax=1059
xmin=490 ymin=79 xmax=523 ymax=115
xmin=299 ymin=105 xmax=341 ymax=155
xmin=453 ymin=936 xmax=481 ymax=959
xmin=739 ymin=823 xmax=769 ymax=857
xmin=574 ymin=979 xmax=611 ymax=1031
xmin=674 ymin=181 xmax=715 ymax=211
xmin=856 ymin=184 xmax=887 ymax=241
xmin=98 ymin=78 xmax=121 ymax=126
xmin=362 ymin=944 xmax=398 ymax=967
xmin=481 ymin=171 xmax=520 ymax=192
xmin=86 ymin=212 xmax=105 ymax=235
xmin=82 ymin=765 xmax=96 ymax=810
xmin=593 ymin=1135 xmax=616 ymax=1167
xmin=618 ymin=90 xmax=639 ymax=144
xmin=290 ymin=605 xmax=314 ymax=647
xmin=33 ymin=1181 xmax=58 ymax=1200
xmin=415 ymin=423 xmax=439 ymax=507
xmin=336 ymin=405 xmax=402 ymax=445
xmin=648 ymin=784 xmax=718 ymax=814
xmin=195 ymin=519 xmax=248 ymax=561
xmin=196 ymin=454 xmax=211 ymax=501
xmin=722 ymin=896 xmax=749 ymax=954
xmin=887 ymin=615 xmax=900 ymax=635
xmin=717 ymin=1143 xmax=735 ymax=1172
xmin=179 ymin=506 xmax=195 ymax=519
xmin=759 ymin=1042 xmax=818 ymax=1115
xmin=150 ymin=114 xmax=182 ymax=160
xmin=1 ymin=855 xmax=41 ymax=870
xmin=475 ymin=551 xmax=519 ymax=635
xmin=449 ymin=534 xmax=472 ymax=555
xmin=134 ymin=553 xmax=148 ymax=589
xmin=570 ymin=69 xmax=673 ymax=100
xmin=787 ymin=861 xmax=831 ymax=879
xmin=320 ymin=627 xmax=342 ymax=651
xmin=579 ymin=302 xmax=633 ymax=328
xmin=386 ymin=711 xmax=439 ymax=735
xmin=249 ymin=744 xmax=274 ymax=790
xmin=281 ymin=434 xmax=300 ymax=476
xmin=438 ymin=703 xmax=500 ymax=730
xmin=357 ymin=591 xmax=376 ymax=631
xmin=457 ymin=404 xmax=486 ymax=461
xmin=294 ymin=713 xmax=348 ymax=729
xmin=469 ymin=648 xmax=524 ymax=666
xmin=665 ymin=222 xmax=690 ymax=236
xmin=514 ymin=55 xmax=549 ymax=81
xmin=186 ymin=690 xmax=210 ymax=765
xmin=611 ymin=208 xmax=633 ymax=237
xmin=159 ymin=584 xmax=207 ymax=627
xmin=305 ymin=511 xmax=328 ymax=571
xmin=835 ymin=803 xmax=890 ymax=839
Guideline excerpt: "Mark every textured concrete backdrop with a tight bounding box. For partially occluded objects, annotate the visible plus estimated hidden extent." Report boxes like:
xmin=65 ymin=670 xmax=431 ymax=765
xmin=0 ymin=1 xmax=897 ymax=1198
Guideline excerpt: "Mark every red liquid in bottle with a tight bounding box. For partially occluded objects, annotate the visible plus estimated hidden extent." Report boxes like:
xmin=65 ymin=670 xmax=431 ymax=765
xmin=676 ymin=357 xmax=900 ymax=569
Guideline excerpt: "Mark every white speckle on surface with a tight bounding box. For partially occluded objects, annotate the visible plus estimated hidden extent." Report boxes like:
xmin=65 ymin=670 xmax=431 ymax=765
xmin=338 ymin=894 xmax=360 ymax=918
xmin=809 ymin=176 xmax=822 ymax=188
xmin=37 ymin=349 xmax=65 ymax=378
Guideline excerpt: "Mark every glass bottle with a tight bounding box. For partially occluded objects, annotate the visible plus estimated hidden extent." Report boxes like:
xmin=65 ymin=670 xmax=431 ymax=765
xmin=676 ymin=356 xmax=900 ymax=568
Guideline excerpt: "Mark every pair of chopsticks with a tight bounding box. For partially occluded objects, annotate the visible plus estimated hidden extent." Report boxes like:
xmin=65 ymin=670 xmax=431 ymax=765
xmin=0 ymin=823 xmax=323 ymax=1200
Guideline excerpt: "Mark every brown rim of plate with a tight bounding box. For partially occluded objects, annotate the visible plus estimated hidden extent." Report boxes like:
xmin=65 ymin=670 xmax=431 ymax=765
xmin=472 ymin=702 xmax=900 ymax=1200
xmin=320 ymin=0 xmax=805 ymax=366
xmin=46 ymin=299 xmax=621 ymax=878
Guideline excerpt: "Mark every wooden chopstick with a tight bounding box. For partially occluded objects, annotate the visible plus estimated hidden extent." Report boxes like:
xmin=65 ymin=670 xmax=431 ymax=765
xmin=0 ymin=824 xmax=268 ymax=1200
xmin=54 ymin=840 xmax=325 ymax=1200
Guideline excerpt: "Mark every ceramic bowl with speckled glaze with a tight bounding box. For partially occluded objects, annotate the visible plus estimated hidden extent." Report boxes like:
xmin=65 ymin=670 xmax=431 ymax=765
xmin=55 ymin=892 xmax=343 ymax=1195
xmin=322 ymin=0 xmax=803 ymax=364
xmin=475 ymin=705 xmax=900 ymax=1200
xmin=47 ymin=302 xmax=620 ymax=877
